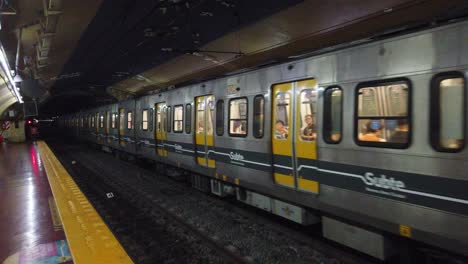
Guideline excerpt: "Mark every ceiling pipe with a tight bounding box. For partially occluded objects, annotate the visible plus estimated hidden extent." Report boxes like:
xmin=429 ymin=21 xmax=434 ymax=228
xmin=14 ymin=27 xmax=21 ymax=78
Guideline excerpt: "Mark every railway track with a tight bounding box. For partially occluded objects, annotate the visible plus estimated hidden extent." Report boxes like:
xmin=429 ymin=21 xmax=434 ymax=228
xmin=47 ymin=140 xmax=379 ymax=264
xmin=53 ymin=144 xmax=248 ymax=264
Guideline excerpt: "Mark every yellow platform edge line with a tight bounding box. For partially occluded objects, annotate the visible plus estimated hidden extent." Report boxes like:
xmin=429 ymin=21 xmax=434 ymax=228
xmin=37 ymin=141 xmax=134 ymax=264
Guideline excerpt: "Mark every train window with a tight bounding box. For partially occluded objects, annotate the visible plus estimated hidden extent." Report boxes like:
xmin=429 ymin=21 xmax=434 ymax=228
xmin=173 ymin=105 xmax=184 ymax=133
xmin=274 ymin=92 xmax=290 ymax=140
xmin=299 ymin=89 xmax=317 ymax=141
xmin=111 ymin=113 xmax=116 ymax=128
xmin=185 ymin=104 xmax=192 ymax=134
xmin=430 ymin=72 xmax=466 ymax=152
xmin=142 ymin=109 xmax=149 ymax=131
xmin=127 ymin=111 xmax=133 ymax=130
xmin=253 ymin=95 xmax=264 ymax=138
xmin=229 ymin=97 xmax=248 ymax=137
xmin=99 ymin=115 xmax=104 ymax=128
xmin=323 ymin=86 xmax=343 ymax=143
xmin=355 ymin=79 xmax=410 ymax=148
xmin=216 ymin=100 xmax=224 ymax=136
xmin=167 ymin=106 xmax=172 ymax=132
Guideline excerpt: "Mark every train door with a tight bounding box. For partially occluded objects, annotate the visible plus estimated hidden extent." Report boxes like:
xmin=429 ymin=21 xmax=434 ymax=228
xmin=272 ymin=79 xmax=319 ymax=193
xmin=95 ymin=112 xmax=100 ymax=142
xmin=105 ymin=111 xmax=110 ymax=144
xmin=119 ymin=108 xmax=126 ymax=146
xmin=195 ymin=95 xmax=216 ymax=168
xmin=155 ymin=102 xmax=167 ymax=156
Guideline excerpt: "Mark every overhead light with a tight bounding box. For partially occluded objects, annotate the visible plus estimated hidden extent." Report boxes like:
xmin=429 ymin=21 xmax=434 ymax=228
xmin=0 ymin=42 xmax=23 ymax=103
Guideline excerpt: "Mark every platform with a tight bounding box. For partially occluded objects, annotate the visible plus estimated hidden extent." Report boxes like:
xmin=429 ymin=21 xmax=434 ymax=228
xmin=0 ymin=142 xmax=133 ymax=264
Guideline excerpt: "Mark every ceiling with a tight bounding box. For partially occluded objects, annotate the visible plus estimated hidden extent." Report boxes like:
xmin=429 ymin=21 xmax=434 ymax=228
xmin=1 ymin=0 xmax=468 ymax=116
xmin=0 ymin=0 xmax=103 ymax=117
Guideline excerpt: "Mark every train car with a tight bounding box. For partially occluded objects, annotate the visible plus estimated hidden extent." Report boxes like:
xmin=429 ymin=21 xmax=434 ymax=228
xmin=134 ymin=95 xmax=157 ymax=160
xmin=62 ymin=21 xmax=468 ymax=259
xmin=105 ymin=103 xmax=120 ymax=150
xmin=95 ymin=106 xmax=108 ymax=146
xmin=117 ymin=99 xmax=137 ymax=155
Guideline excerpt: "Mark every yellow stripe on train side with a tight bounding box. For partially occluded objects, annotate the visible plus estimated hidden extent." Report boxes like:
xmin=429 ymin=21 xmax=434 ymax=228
xmin=37 ymin=141 xmax=133 ymax=264
xmin=297 ymin=178 xmax=319 ymax=193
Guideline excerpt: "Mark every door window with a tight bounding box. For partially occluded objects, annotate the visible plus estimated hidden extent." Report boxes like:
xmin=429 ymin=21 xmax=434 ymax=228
xmin=274 ymin=92 xmax=290 ymax=140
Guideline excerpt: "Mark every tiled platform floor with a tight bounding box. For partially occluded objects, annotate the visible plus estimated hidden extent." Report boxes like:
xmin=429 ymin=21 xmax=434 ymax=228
xmin=0 ymin=142 xmax=69 ymax=263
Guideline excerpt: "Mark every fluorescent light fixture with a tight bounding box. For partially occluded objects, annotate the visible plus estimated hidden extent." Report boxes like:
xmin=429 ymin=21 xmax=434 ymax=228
xmin=0 ymin=41 xmax=22 ymax=103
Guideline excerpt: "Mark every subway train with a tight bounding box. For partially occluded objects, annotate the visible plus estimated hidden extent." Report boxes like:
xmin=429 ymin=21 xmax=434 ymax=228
xmin=59 ymin=20 xmax=467 ymax=259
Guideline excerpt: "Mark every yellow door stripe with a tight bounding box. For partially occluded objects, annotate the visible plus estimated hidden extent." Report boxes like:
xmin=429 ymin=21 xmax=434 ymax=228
xmin=274 ymin=173 xmax=294 ymax=187
xmin=297 ymin=178 xmax=319 ymax=193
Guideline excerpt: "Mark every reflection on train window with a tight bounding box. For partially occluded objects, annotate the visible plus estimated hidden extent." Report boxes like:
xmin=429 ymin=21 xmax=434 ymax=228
xmin=299 ymin=89 xmax=317 ymax=141
xmin=229 ymin=98 xmax=248 ymax=137
xmin=323 ymin=87 xmax=342 ymax=143
xmin=173 ymin=105 xmax=184 ymax=133
xmin=207 ymin=97 xmax=215 ymax=136
xmin=111 ymin=113 xmax=117 ymax=129
xmin=356 ymin=80 xmax=410 ymax=148
xmin=127 ymin=111 xmax=133 ymax=130
xmin=156 ymin=106 xmax=162 ymax=132
xmin=119 ymin=110 xmax=125 ymax=132
xmin=185 ymin=104 xmax=192 ymax=134
xmin=275 ymin=92 xmax=290 ymax=140
xmin=216 ymin=100 xmax=224 ymax=136
xmin=99 ymin=115 xmax=104 ymax=128
xmin=80 ymin=118 xmax=84 ymax=128
xmin=431 ymin=75 xmax=465 ymax=152
xmin=166 ymin=106 xmax=172 ymax=132
xmin=197 ymin=100 xmax=205 ymax=134
xmin=91 ymin=115 xmax=95 ymax=127
xmin=142 ymin=109 xmax=149 ymax=131
xmin=253 ymin=95 xmax=264 ymax=138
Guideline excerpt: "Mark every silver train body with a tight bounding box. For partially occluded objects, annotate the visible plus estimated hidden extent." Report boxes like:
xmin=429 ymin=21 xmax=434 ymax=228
xmin=60 ymin=21 xmax=468 ymax=259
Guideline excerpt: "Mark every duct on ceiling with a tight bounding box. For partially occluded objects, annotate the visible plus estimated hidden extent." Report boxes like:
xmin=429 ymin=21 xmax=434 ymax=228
xmin=36 ymin=0 xmax=62 ymax=71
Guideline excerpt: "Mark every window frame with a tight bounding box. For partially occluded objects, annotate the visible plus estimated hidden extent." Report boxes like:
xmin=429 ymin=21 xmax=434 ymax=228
xmin=253 ymin=95 xmax=265 ymax=138
xmin=173 ymin=105 xmax=184 ymax=133
xmin=430 ymin=71 xmax=466 ymax=153
xmin=142 ymin=109 xmax=149 ymax=131
xmin=228 ymin=97 xmax=248 ymax=137
xmin=185 ymin=103 xmax=192 ymax=134
xmin=216 ymin=100 xmax=224 ymax=136
xmin=323 ymin=86 xmax=343 ymax=144
xmin=354 ymin=77 xmax=412 ymax=149
xmin=127 ymin=111 xmax=133 ymax=130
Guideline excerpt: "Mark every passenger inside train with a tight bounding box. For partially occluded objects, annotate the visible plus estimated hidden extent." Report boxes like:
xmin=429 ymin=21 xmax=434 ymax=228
xmin=275 ymin=120 xmax=289 ymax=139
xmin=301 ymin=114 xmax=316 ymax=141
xmin=389 ymin=119 xmax=409 ymax=143
xmin=359 ymin=120 xmax=385 ymax=142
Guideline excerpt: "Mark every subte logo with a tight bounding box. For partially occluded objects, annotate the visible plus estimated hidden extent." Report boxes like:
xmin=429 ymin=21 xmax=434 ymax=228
xmin=363 ymin=172 xmax=406 ymax=191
